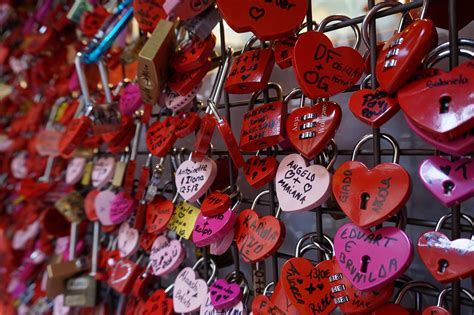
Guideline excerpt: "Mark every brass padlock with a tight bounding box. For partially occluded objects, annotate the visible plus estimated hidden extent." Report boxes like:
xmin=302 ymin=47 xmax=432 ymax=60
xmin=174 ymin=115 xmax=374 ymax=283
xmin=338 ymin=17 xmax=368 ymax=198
xmin=54 ymin=191 xmax=85 ymax=223
xmin=138 ymin=19 xmax=176 ymax=105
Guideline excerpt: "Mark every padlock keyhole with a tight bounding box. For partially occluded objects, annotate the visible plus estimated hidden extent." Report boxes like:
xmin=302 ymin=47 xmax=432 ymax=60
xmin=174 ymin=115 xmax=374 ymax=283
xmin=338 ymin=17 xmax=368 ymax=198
xmin=360 ymin=193 xmax=370 ymax=210
xmin=439 ymin=95 xmax=451 ymax=114
xmin=443 ymin=181 xmax=455 ymax=195
xmin=360 ymin=255 xmax=371 ymax=273
xmin=438 ymin=259 xmax=449 ymax=273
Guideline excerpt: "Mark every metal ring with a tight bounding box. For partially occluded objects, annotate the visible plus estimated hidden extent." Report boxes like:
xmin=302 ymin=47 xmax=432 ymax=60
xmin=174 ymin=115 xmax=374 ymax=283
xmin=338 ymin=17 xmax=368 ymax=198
xmin=361 ymin=2 xmax=402 ymax=49
xmin=295 ymin=232 xmax=334 ymax=257
xmin=394 ymin=281 xmax=439 ymax=305
xmin=317 ymin=15 xmax=361 ymax=50
xmin=263 ymin=282 xmax=275 ymax=297
xmin=435 ymin=213 xmax=474 ymax=235
xmin=352 ymin=133 xmax=400 ymax=164
xmin=192 ymin=257 xmax=217 ymax=285
xmin=424 ymin=39 xmax=474 ymax=68
xmin=438 ymin=287 xmax=474 ymax=308
xmin=242 ymin=36 xmax=260 ymax=53
xmin=249 ymin=82 xmax=283 ymax=110
xmin=297 ymin=21 xmax=319 ymax=35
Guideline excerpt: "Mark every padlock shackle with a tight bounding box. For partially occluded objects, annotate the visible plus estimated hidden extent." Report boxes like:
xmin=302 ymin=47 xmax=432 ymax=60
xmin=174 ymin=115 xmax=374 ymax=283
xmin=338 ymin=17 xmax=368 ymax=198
xmin=225 ymin=270 xmax=250 ymax=304
xmin=69 ymin=222 xmax=78 ymax=261
xmin=361 ymin=2 xmax=402 ymax=49
xmin=192 ymin=257 xmax=217 ymax=285
xmin=438 ymin=287 xmax=474 ymax=308
xmin=207 ymin=46 xmax=233 ymax=122
xmin=352 ymin=133 xmax=400 ymax=164
xmin=256 ymin=145 xmax=279 ymax=158
xmin=129 ymin=119 xmax=143 ymax=162
xmin=251 ymin=190 xmax=282 ymax=219
xmin=317 ymin=15 xmax=361 ymax=50
xmin=248 ymin=82 xmax=283 ymax=110
xmin=242 ymin=36 xmax=262 ymax=53
xmin=318 ymin=139 xmax=338 ymax=170
xmin=295 ymin=232 xmax=334 ymax=258
xmin=263 ymin=282 xmax=275 ymax=297
xmin=423 ymin=38 xmax=474 ymax=68
xmin=90 ymin=221 xmax=100 ymax=276
xmin=435 ymin=213 xmax=473 ymax=235
xmin=297 ymin=21 xmax=319 ymax=35
xmin=394 ymin=281 xmax=439 ymax=305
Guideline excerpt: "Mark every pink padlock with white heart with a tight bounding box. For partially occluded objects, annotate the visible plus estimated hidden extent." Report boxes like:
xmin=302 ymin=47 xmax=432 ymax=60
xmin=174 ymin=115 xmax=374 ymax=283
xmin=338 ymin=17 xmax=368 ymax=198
xmin=210 ymin=228 xmax=234 ymax=256
xmin=419 ymin=156 xmax=473 ymax=207
xmin=65 ymin=157 xmax=86 ymax=185
xmin=163 ymin=83 xmax=201 ymax=113
xmin=94 ymin=190 xmax=116 ymax=226
xmin=275 ymin=154 xmax=331 ymax=212
xmin=119 ymin=83 xmax=143 ymax=116
xmin=209 ymin=279 xmax=242 ymax=310
xmin=175 ymin=156 xmax=217 ymax=202
xmin=193 ymin=208 xmax=237 ymax=247
xmin=150 ymin=235 xmax=185 ymax=276
xmin=334 ymin=223 xmax=413 ymax=291
xmin=117 ymin=222 xmax=140 ymax=258
xmin=110 ymin=191 xmax=136 ymax=224
xmin=173 ymin=267 xmax=209 ymax=313
xmin=91 ymin=157 xmax=115 ymax=189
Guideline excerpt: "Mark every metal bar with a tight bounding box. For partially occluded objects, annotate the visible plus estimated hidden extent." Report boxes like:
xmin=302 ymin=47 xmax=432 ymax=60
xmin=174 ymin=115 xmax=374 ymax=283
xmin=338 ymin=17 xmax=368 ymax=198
xmin=210 ymin=148 xmax=440 ymax=157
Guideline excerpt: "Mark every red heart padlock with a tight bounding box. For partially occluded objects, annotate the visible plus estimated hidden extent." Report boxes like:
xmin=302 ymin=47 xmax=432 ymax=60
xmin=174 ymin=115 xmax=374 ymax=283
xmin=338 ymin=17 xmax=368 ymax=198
xmin=293 ymin=31 xmax=364 ymax=99
xmin=143 ymin=289 xmax=174 ymax=315
xmin=235 ymin=208 xmax=285 ymax=263
xmin=146 ymin=195 xmax=174 ymax=235
xmin=273 ymin=36 xmax=298 ymax=69
xmin=376 ymin=19 xmax=437 ymax=94
xmin=422 ymin=306 xmax=451 ymax=315
xmin=192 ymin=113 xmax=216 ymax=162
xmin=201 ymin=191 xmax=231 ymax=217
xmin=348 ymin=77 xmax=399 ymax=128
xmin=168 ymin=60 xmax=211 ymax=96
xmin=244 ymin=155 xmax=278 ymax=189
xmin=146 ymin=116 xmax=177 ymax=157
xmin=79 ymin=6 xmax=111 ymax=37
xmin=270 ymin=280 xmax=301 ymax=315
xmin=216 ymin=0 xmax=307 ymax=40
xmin=332 ymin=134 xmax=411 ymax=228
xmin=240 ymin=83 xmax=286 ymax=152
xmin=398 ymin=61 xmax=474 ymax=140
xmin=171 ymin=34 xmax=216 ymax=72
xmin=173 ymin=0 xmax=215 ymax=21
xmin=175 ymin=111 xmax=201 ymax=138
xmin=58 ymin=116 xmax=92 ymax=156
xmin=108 ymin=258 xmax=144 ymax=294
xmin=281 ymin=257 xmax=336 ymax=315
xmin=140 ymin=232 xmax=157 ymax=252
xmin=252 ymin=295 xmax=286 ymax=315
xmin=224 ymin=38 xmax=275 ymax=94
xmin=286 ymin=92 xmax=342 ymax=160
xmin=133 ymin=0 xmax=167 ymax=33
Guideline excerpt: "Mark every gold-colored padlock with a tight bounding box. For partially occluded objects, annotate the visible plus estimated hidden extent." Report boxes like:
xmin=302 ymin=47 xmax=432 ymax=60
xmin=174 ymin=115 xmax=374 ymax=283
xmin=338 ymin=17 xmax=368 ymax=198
xmin=54 ymin=191 xmax=85 ymax=223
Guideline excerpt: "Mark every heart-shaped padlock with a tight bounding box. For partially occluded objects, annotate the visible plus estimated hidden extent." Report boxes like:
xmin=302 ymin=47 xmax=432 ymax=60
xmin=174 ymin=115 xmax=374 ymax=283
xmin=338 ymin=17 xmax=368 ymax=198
xmin=293 ymin=16 xmax=364 ymax=99
xmin=201 ymin=189 xmax=232 ymax=217
xmin=175 ymin=111 xmax=201 ymax=138
xmin=65 ymin=157 xmax=86 ymax=185
xmin=171 ymin=34 xmax=216 ymax=72
xmin=133 ymin=0 xmax=167 ymax=33
xmin=146 ymin=195 xmax=175 ymax=235
xmin=108 ymin=258 xmax=144 ymax=294
xmin=150 ymin=235 xmax=185 ymax=276
xmin=252 ymin=295 xmax=286 ymax=315
xmin=285 ymin=89 xmax=342 ymax=160
xmin=200 ymin=290 xmax=246 ymax=315
xmin=143 ymin=289 xmax=174 ymax=315
xmin=119 ymin=83 xmax=143 ymax=117
xmin=216 ymin=0 xmax=307 ymax=40
xmin=417 ymin=213 xmax=474 ymax=283
xmin=193 ymin=207 xmax=237 ymax=247
xmin=244 ymin=152 xmax=278 ymax=189
xmin=422 ymin=287 xmax=473 ymax=315
xmin=146 ymin=116 xmax=177 ymax=157
xmin=209 ymin=278 xmax=243 ymax=310
xmin=175 ymin=156 xmax=217 ymax=202
xmin=419 ymin=156 xmax=473 ymax=207
xmin=117 ymin=222 xmax=140 ymax=258
xmin=163 ymin=83 xmax=200 ymax=113
xmin=210 ymin=228 xmax=235 ymax=257
xmin=334 ymin=223 xmax=414 ymax=291
xmin=173 ymin=0 xmax=214 ymax=20
xmin=192 ymin=113 xmax=216 ymax=161
xmin=332 ymin=134 xmax=411 ymax=228
xmin=91 ymin=156 xmax=116 ymax=189
xmin=168 ymin=61 xmax=210 ymax=96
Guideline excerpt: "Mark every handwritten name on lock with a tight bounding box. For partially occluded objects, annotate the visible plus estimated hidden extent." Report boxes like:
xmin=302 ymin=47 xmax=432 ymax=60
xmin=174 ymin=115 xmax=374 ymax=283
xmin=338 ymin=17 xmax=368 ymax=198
xmin=167 ymin=201 xmax=200 ymax=239
xmin=173 ymin=267 xmax=208 ymax=313
xmin=200 ymin=293 xmax=245 ymax=315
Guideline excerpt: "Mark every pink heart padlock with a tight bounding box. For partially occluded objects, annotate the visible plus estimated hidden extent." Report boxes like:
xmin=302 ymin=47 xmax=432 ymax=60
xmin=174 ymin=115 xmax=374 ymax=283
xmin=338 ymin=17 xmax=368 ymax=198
xmin=200 ymin=293 xmax=246 ymax=315
xmin=275 ymin=154 xmax=331 ymax=212
xmin=12 ymin=220 xmax=40 ymax=250
xmin=117 ymin=222 xmax=140 ymax=258
xmin=193 ymin=208 xmax=237 ymax=247
xmin=419 ymin=156 xmax=473 ymax=207
xmin=209 ymin=279 xmax=242 ymax=310
xmin=210 ymin=228 xmax=234 ymax=256
xmin=173 ymin=267 xmax=208 ymax=313
xmin=334 ymin=223 xmax=414 ymax=291
xmin=94 ymin=190 xmax=116 ymax=226
xmin=110 ymin=191 xmax=136 ymax=224
xmin=119 ymin=83 xmax=143 ymax=116
xmin=163 ymin=83 xmax=201 ymax=113
xmin=150 ymin=235 xmax=185 ymax=276
xmin=91 ymin=157 xmax=115 ymax=189
xmin=11 ymin=154 xmax=28 ymax=179
xmin=65 ymin=157 xmax=86 ymax=185
xmin=175 ymin=157 xmax=217 ymax=202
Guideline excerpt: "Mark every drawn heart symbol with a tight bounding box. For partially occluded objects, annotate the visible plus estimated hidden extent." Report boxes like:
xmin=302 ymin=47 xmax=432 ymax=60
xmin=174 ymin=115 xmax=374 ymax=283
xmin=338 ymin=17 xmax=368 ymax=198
xmin=216 ymin=0 xmax=307 ymax=40
xmin=252 ymin=295 xmax=286 ymax=315
xmin=201 ymin=191 xmax=231 ymax=217
xmin=193 ymin=209 xmax=237 ymax=247
xmin=399 ymin=61 xmax=474 ymax=140
xmin=210 ymin=227 xmax=234 ymax=256
xmin=65 ymin=157 xmax=86 ymax=185
xmin=110 ymin=259 xmax=133 ymax=285
xmin=244 ymin=156 xmax=278 ymax=189
xmin=119 ymin=83 xmax=142 ymax=116
xmin=286 ymin=102 xmax=342 ymax=160
xmin=146 ymin=195 xmax=174 ymax=235
xmin=348 ymin=88 xmax=399 ymax=127
xmin=175 ymin=112 xmax=201 ymax=138
xmin=110 ymin=192 xmax=136 ymax=225
xmin=209 ymin=279 xmax=242 ymax=310
xmin=332 ymin=161 xmax=411 ymax=228
xmin=163 ymin=84 xmax=200 ymax=113
xmin=328 ymin=257 xmax=394 ymax=314
xmin=235 ymin=209 xmax=285 ymax=263
xmin=276 ymin=154 xmax=331 ymax=212
xmin=91 ymin=157 xmax=115 ymax=189
xmin=175 ymin=157 xmax=217 ymax=202
xmin=419 ymin=156 xmax=473 ymax=207
xmin=293 ymin=31 xmax=364 ymax=99
xmin=173 ymin=267 xmax=208 ymax=313
xmin=146 ymin=117 xmax=177 ymax=157
xmin=150 ymin=235 xmax=185 ymax=276
xmin=94 ymin=190 xmax=116 ymax=226
xmin=417 ymin=231 xmax=474 ymax=283
xmin=404 ymin=115 xmax=474 ymax=157
xmin=334 ymin=223 xmax=414 ymax=291
xmin=117 ymin=222 xmax=140 ymax=258
xmin=200 ymin=292 xmax=246 ymax=315
xmin=280 ymin=257 xmax=336 ymax=315
xmin=143 ymin=289 xmax=173 ymax=315
xmin=376 ymin=19 xmax=437 ymax=94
